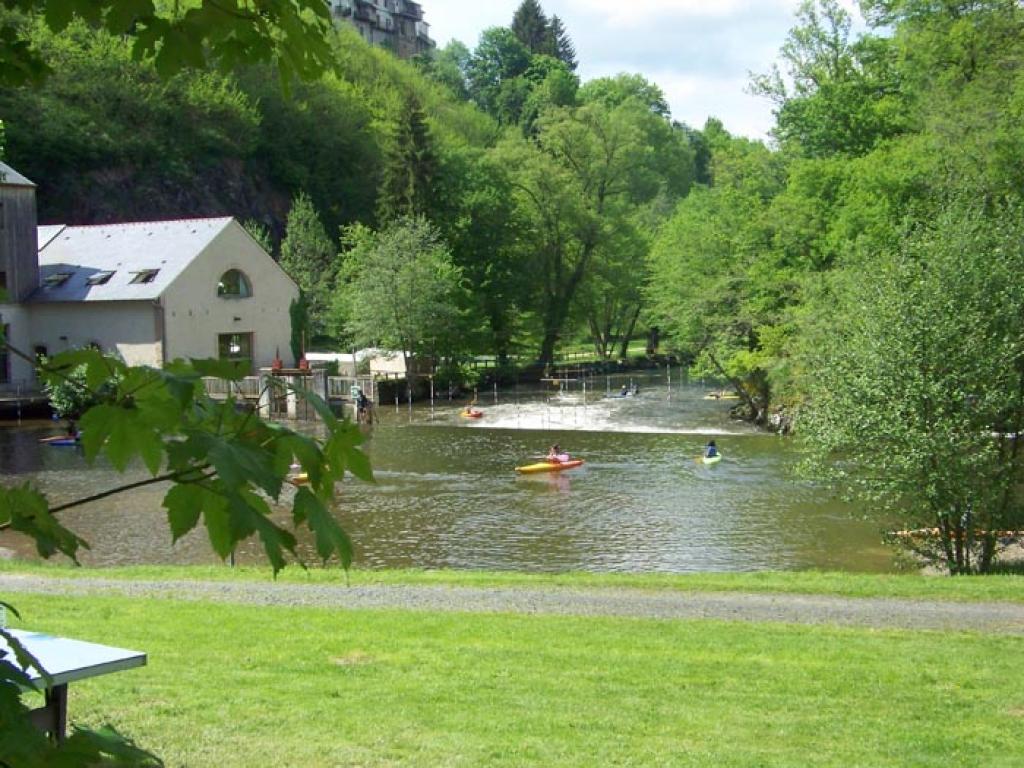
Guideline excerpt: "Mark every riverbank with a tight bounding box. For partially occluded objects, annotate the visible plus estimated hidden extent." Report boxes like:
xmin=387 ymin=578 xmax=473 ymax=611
xmin=6 ymin=569 xmax=1023 ymax=766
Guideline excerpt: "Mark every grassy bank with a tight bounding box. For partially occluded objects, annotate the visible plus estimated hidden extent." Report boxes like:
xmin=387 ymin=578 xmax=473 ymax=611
xmin=2 ymin=560 xmax=1023 ymax=602
xmin=10 ymin=591 xmax=1024 ymax=767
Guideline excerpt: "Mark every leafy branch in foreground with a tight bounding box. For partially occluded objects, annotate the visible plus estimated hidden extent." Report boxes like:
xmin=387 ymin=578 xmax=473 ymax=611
xmin=0 ymin=342 xmax=372 ymax=764
xmin=0 ymin=0 xmax=337 ymax=87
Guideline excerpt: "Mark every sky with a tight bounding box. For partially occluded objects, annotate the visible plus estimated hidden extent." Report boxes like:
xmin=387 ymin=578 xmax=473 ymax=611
xmin=420 ymin=0 xmax=865 ymax=140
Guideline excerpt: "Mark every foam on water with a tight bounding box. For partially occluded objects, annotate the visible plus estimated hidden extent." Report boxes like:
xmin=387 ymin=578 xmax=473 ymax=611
xmin=428 ymin=385 xmax=758 ymax=436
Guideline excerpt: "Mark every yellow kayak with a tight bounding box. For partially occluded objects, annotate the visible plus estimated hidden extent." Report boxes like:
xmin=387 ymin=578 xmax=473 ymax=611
xmin=515 ymin=459 xmax=584 ymax=474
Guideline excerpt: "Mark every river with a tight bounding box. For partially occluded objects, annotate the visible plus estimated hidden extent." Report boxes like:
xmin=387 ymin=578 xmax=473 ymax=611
xmin=0 ymin=375 xmax=895 ymax=573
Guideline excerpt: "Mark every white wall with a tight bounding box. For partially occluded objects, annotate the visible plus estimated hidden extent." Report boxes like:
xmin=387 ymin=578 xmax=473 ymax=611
xmin=27 ymin=302 xmax=162 ymax=367
xmin=0 ymin=304 xmax=35 ymax=384
xmin=161 ymin=221 xmax=298 ymax=370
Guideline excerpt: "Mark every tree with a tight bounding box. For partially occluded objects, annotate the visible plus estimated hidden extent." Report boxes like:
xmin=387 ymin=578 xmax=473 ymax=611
xmin=465 ymin=27 xmax=531 ymax=118
xmin=511 ymin=0 xmax=549 ymax=54
xmin=415 ymin=40 xmax=472 ymax=101
xmin=646 ymin=126 xmax=788 ymax=422
xmin=546 ymin=15 xmax=577 ymax=71
xmin=0 ymin=0 xmax=336 ymax=87
xmin=334 ymin=217 xmax=463 ymax=383
xmin=430 ymin=144 xmax=528 ymax=364
xmin=750 ymin=0 xmax=909 ymax=157
xmin=377 ymin=92 xmax=438 ymax=221
xmin=502 ymin=97 xmax=677 ymax=368
xmin=799 ymin=200 xmax=1024 ymax=574
xmin=279 ymin=191 xmax=337 ymax=342
xmin=242 ymin=219 xmax=274 ymax=256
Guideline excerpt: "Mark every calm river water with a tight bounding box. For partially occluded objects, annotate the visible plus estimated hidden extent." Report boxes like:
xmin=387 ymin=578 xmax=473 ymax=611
xmin=0 ymin=375 xmax=895 ymax=572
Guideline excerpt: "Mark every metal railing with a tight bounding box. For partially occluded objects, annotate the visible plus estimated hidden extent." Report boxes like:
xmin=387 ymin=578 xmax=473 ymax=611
xmin=0 ymin=379 xmax=42 ymax=398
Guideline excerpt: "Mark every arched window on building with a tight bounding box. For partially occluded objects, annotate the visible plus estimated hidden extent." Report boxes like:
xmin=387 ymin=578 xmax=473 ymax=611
xmin=217 ymin=269 xmax=252 ymax=298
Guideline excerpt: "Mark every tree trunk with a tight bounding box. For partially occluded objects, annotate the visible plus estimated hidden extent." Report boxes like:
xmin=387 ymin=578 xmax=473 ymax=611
xmin=705 ymin=347 xmax=764 ymax=423
xmin=617 ymin=305 xmax=641 ymax=360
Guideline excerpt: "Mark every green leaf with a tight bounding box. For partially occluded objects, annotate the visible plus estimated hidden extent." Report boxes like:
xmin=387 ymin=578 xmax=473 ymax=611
xmin=163 ymin=485 xmax=203 ymax=543
xmin=0 ymin=483 xmax=87 ymax=561
xmin=232 ymin=491 xmax=296 ymax=574
xmin=79 ymin=405 xmax=164 ymax=474
xmin=200 ymin=491 xmax=233 ymax=559
xmin=205 ymin=436 xmax=281 ymax=499
xmin=343 ymin=444 xmax=373 ymax=482
xmin=44 ymin=348 xmax=114 ymax=392
xmin=293 ymin=488 xmax=352 ymax=567
xmin=103 ymin=0 xmax=155 ymax=34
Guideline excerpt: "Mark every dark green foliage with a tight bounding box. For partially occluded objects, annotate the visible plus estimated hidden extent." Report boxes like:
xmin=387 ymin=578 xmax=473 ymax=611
xmin=377 ymin=92 xmax=438 ymax=221
xmin=289 ymin=293 xmax=311 ymax=363
xmin=546 ymin=15 xmax=577 ymax=71
xmin=511 ymin=0 xmax=549 ymax=54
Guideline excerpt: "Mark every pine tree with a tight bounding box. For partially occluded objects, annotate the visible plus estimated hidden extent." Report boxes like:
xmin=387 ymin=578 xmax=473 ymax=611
xmin=511 ymin=0 xmax=550 ymax=54
xmin=279 ymin=192 xmax=337 ymax=338
xmin=377 ymin=93 xmax=437 ymax=222
xmin=547 ymin=15 xmax=577 ymax=71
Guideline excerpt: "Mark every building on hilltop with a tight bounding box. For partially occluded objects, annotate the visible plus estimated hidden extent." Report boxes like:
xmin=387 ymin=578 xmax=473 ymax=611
xmin=0 ymin=162 xmax=299 ymax=389
xmin=330 ymin=0 xmax=435 ymax=58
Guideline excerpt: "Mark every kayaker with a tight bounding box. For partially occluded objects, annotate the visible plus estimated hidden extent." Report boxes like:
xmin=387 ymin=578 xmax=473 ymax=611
xmin=704 ymin=440 xmax=718 ymax=459
xmin=547 ymin=444 xmax=566 ymax=463
xmin=355 ymin=388 xmax=372 ymax=423
xmin=620 ymin=384 xmax=629 ymax=396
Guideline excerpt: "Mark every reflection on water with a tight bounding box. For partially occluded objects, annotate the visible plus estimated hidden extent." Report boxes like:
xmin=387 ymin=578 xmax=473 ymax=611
xmin=0 ymin=377 xmax=896 ymax=573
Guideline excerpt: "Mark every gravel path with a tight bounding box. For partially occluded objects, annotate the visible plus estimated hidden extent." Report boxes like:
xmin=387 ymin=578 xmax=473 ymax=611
xmin=2 ymin=574 xmax=1023 ymax=635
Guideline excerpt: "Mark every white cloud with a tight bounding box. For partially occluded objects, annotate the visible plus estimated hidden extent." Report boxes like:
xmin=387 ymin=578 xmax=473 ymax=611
xmin=564 ymin=0 xmax=796 ymax=29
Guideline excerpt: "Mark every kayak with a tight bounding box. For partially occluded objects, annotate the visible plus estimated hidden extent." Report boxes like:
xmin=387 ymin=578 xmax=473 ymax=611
xmin=460 ymin=410 xmax=483 ymax=419
xmin=515 ymin=459 xmax=584 ymax=474
xmin=701 ymin=454 xmax=722 ymax=465
xmin=703 ymin=394 xmax=740 ymax=400
xmin=41 ymin=436 xmax=79 ymax=446
xmin=287 ymin=472 xmax=310 ymax=486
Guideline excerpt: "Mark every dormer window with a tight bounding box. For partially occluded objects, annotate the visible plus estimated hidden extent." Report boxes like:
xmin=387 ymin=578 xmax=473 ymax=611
xmin=43 ymin=272 xmax=74 ymax=287
xmin=217 ymin=269 xmax=252 ymax=298
xmin=86 ymin=270 xmax=116 ymax=286
xmin=130 ymin=269 xmax=159 ymax=284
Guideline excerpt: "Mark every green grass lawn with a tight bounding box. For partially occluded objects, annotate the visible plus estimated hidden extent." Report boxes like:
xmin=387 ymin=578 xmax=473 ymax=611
xmin=10 ymin=592 xmax=1024 ymax=767
xmin=3 ymin=560 xmax=1023 ymax=603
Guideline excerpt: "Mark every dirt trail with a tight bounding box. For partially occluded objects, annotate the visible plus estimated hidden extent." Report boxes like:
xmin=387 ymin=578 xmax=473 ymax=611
xmin=3 ymin=574 xmax=1024 ymax=635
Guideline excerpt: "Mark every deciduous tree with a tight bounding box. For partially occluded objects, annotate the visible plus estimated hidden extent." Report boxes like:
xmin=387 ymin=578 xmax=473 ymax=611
xmin=799 ymin=201 xmax=1024 ymax=574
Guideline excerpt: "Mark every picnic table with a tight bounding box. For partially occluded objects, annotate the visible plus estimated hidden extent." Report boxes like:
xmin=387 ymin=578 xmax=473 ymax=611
xmin=2 ymin=628 xmax=147 ymax=742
